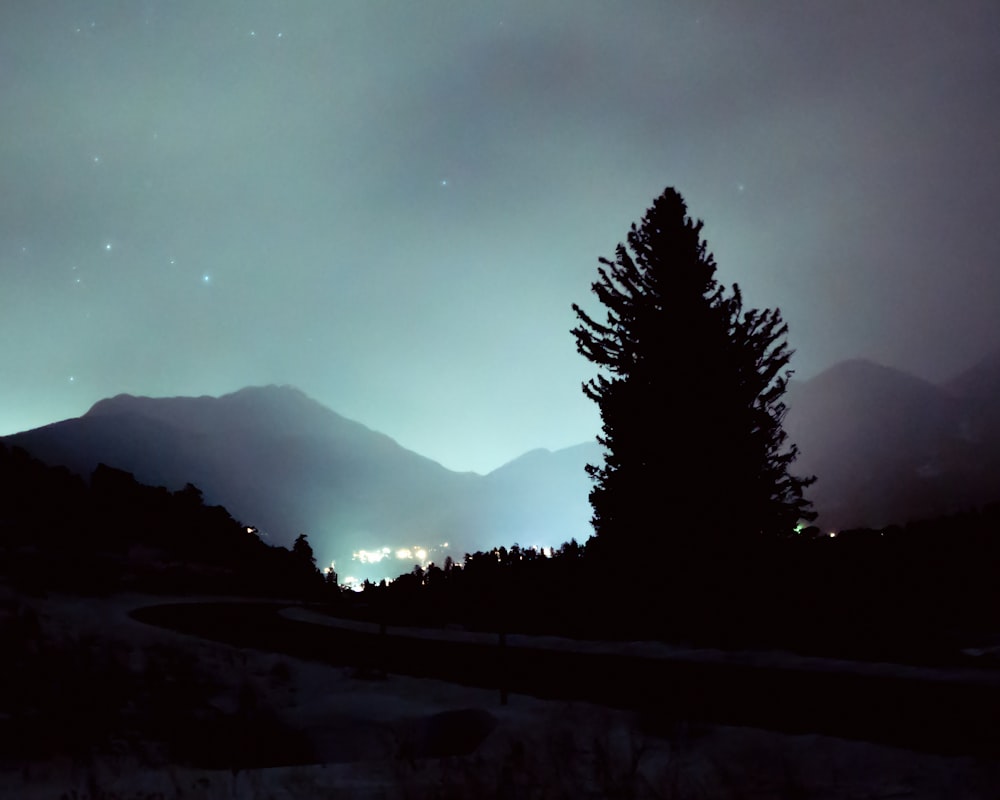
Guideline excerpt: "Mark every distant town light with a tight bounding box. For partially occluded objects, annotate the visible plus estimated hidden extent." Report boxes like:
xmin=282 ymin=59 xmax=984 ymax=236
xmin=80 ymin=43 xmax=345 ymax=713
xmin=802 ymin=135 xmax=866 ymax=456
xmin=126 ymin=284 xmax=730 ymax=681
xmin=354 ymin=548 xmax=388 ymax=564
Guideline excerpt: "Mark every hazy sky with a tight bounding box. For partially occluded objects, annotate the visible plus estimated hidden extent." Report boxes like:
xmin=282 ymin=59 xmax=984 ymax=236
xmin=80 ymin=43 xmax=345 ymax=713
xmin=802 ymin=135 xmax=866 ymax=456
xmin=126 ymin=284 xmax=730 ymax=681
xmin=3 ymin=1 xmax=999 ymax=473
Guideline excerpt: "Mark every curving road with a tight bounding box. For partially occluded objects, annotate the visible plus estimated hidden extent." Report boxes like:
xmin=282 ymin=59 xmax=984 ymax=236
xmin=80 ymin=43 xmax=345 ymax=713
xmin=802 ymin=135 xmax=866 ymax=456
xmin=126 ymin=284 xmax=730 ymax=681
xmin=131 ymin=600 xmax=1000 ymax=757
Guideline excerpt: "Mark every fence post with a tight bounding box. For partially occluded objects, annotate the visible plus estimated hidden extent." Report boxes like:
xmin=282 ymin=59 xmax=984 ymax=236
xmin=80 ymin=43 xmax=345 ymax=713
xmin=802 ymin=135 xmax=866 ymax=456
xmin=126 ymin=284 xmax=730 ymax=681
xmin=498 ymin=629 xmax=508 ymax=706
xmin=379 ymin=618 xmax=387 ymax=678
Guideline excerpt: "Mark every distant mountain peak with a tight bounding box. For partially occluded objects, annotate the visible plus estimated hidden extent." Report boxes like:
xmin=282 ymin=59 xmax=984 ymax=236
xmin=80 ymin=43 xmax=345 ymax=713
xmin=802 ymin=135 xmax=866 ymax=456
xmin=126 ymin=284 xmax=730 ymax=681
xmin=85 ymin=392 xmax=142 ymax=416
xmin=801 ymin=358 xmax=945 ymax=400
xmin=813 ymin=358 xmax=913 ymax=381
xmin=85 ymin=391 xmax=205 ymax=417
xmin=85 ymin=384 xmax=310 ymax=416
xmin=222 ymin=384 xmax=310 ymax=401
xmin=215 ymin=384 xmax=332 ymax=418
xmin=946 ymin=347 xmax=1000 ymax=399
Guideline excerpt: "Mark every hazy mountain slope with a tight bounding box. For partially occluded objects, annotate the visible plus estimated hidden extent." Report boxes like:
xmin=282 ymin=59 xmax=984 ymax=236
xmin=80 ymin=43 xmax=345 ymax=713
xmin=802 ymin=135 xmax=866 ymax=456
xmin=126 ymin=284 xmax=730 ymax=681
xmin=784 ymin=359 xmax=990 ymax=529
xmin=9 ymin=353 xmax=998 ymax=575
xmin=3 ymin=386 xmax=595 ymax=577
xmin=6 ymin=388 xmax=470 ymax=560
xmin=947 ymin=347 xmax=1000 ymax=445
xmin=947 ymin=347 xmax=1000 ymax=398
xmin=480 ymin=442 xmax=601 ymax=547
xmin=942 ymin=347 xmax=1000 ymax=504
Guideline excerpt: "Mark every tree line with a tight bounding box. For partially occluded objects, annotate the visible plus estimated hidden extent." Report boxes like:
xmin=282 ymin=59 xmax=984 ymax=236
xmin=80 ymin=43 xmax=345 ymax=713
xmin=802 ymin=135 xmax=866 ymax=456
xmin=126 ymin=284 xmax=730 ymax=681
xmin=0 ymin=442 xmax=325 ymax=597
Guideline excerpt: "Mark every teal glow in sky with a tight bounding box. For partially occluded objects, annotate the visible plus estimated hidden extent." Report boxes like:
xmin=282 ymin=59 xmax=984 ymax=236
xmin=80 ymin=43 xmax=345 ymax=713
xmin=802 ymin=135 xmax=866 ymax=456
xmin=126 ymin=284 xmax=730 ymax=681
xmin=2 ymin=1 xmax=999 ymax=472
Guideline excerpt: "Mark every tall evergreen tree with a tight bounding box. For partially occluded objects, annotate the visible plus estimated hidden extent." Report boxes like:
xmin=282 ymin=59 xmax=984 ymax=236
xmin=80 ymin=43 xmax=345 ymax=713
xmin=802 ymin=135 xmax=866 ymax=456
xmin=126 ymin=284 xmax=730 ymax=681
xmin=572 ymin=188 xmax=813 ymax=557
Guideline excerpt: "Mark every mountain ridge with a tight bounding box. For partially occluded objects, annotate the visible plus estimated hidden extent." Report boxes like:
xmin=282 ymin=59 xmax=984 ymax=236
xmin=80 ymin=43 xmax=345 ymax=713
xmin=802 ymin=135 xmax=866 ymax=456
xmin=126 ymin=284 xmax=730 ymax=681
xmin=4 ymin=385 xmax=592 ymax=580
xmin=784 ymin=349 xmax=1000 ymax=529
xmin=5 ymin=349 xmax=1000 ymax=576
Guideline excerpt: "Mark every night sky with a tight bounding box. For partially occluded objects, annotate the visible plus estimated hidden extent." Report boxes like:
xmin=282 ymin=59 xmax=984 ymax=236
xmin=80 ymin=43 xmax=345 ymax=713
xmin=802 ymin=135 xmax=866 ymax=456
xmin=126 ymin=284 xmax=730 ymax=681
xmin=3 ymin=1 xmax=999 ymax=474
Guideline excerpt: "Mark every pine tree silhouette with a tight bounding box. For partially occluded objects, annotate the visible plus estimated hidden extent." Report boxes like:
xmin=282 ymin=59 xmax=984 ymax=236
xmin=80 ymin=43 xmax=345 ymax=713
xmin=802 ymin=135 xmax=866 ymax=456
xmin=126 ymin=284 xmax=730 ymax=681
xmin=572 ymin=188 xmax=814 ymax=562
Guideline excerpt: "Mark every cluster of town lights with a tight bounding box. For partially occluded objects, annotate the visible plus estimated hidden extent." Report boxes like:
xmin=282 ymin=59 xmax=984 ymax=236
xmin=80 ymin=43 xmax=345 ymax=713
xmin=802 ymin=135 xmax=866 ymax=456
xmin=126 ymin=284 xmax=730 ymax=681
xmin=352 ymin=545 xmax=429 ymax=565
xmin=338 ymin=542 xmax=455 ymax=591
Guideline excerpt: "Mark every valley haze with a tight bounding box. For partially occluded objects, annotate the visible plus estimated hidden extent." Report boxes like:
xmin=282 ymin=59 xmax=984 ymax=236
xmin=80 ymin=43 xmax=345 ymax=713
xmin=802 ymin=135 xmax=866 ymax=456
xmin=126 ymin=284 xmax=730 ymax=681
xmin=5 ymin=348 xmax=1000 ymax=583
xmin=3 ymin=384 xmax=595 ymax=584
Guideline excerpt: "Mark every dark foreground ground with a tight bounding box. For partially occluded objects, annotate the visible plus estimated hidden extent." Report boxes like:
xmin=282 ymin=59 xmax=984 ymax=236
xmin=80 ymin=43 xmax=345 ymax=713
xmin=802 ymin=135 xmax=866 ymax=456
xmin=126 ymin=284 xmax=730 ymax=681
xmin=132 ymin=600 xmax=1000 ymax=758
xmin=6 ymin=591 xmax=1000 ymax=799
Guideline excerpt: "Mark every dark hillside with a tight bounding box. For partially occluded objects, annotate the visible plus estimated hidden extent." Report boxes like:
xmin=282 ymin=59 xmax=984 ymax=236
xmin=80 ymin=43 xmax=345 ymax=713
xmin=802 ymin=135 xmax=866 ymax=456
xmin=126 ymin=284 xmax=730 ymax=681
xmin=0 ymin=443 xmax=323 ymax=597
xmin=785 ymin=359 xmax=988 ymax=529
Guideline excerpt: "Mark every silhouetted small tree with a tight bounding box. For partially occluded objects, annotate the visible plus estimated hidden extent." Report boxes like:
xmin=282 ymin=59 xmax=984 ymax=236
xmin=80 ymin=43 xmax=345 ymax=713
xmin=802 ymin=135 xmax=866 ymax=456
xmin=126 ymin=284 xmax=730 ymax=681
xmin=291 ymin=533 xmax=316 ymax=568
xmin=572 ymin=188 xmax=814 ymax=568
